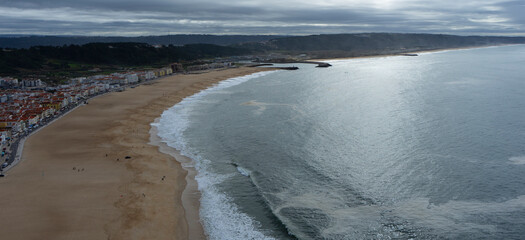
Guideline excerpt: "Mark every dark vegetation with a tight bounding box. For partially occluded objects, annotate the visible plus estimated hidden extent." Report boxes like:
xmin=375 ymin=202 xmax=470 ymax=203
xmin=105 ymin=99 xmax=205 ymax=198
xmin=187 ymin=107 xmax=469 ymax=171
xmin=0 ymin=34 xmax=285 ymax=49
xmin=0 ymin=42 xmax=252 ymax=83
xmin=1 ymin=42 xmax=250 ymax=69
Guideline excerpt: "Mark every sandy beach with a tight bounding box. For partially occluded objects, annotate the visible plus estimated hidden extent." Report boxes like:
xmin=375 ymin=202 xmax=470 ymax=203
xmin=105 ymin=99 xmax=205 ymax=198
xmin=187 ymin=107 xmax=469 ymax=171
xmin=0 ymin=67 xmax=272 ymax=240
xmin=309 ymin=45 xmax=520 ymax=62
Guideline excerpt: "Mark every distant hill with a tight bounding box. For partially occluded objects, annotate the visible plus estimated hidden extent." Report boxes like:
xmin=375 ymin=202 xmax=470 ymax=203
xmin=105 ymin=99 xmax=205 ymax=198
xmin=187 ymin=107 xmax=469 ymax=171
xmin=3 ymin=33 xmax=525 ymax=80
xmin=4 ymin=33 xmax=524 ymax=55
xmin=0 ymin=35 xmax=285 ymax=49
xmin=238 ymin=33 xmax=525 ymax=58
xmin=0 ymin=42 xmax=252 ymax=76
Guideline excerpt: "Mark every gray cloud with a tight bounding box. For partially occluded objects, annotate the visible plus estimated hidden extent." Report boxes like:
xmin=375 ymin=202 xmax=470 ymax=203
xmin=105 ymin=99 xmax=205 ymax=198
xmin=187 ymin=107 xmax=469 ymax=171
xmin=0 ymin=0 xmax=523 ymax=36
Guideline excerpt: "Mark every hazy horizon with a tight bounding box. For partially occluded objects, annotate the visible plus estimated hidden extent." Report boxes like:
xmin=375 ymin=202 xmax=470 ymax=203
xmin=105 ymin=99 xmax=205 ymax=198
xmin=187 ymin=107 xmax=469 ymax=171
xmin=1 ymin=32 xmax=524 ymax=38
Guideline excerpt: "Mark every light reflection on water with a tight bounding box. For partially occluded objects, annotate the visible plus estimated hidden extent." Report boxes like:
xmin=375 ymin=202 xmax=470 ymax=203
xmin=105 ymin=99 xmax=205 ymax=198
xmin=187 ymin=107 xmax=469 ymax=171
xmin=158 ymin=45 xmax=525 ymax=239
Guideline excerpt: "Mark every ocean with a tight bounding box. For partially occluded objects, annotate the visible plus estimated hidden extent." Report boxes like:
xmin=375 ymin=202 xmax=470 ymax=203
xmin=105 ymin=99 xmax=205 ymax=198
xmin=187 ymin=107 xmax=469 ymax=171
xmin=156 ymin=45 xmax=525 ymax=239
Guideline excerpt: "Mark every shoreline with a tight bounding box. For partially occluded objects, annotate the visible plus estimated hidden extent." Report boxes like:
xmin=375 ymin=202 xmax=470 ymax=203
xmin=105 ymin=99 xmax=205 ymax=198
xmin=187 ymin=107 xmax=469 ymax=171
xmin=0 ymin=67 xmax=274 ymax=239
xmin=2 ymin=75 xmax=172 ymax=174
xmin=309 ymin=44 xmax=523 ymax=62
xmin=149 ymin=120 xmax=205 ymax=239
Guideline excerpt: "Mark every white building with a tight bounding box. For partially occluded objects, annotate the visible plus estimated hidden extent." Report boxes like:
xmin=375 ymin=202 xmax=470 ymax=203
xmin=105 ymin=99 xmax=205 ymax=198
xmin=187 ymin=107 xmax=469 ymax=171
xmin=125 ymin=74 xmax=139 ymax=84
xmin=69 ymin=77 xmax=87 ymax=85
xmin=0 ymin=129 xmax=11 ymax=144
xmin=96 ymin=83 xmax=110 ymax=92
xmin=138 ymin=71 xmax=155 ymax=81
xmin=21 ymin=79 xmax=43 ymax=88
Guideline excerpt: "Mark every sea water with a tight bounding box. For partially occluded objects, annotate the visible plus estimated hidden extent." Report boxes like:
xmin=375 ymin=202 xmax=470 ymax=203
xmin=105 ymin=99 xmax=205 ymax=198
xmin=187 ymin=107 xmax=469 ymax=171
xmin=156 ymin=45 xmax=525 ymax=239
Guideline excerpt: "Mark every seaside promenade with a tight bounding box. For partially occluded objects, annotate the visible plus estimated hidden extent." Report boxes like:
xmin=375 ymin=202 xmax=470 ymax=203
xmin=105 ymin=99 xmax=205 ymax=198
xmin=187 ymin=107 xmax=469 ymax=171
xmin=1 ymin=92 xmax=102 ymax=174
xmin=0 ymin=67 xmax=272 ymax=240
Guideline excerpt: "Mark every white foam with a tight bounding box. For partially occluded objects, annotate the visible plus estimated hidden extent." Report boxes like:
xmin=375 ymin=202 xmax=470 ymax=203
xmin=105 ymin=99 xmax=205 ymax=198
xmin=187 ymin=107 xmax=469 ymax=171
xmin=236 ymin=166 xmax=252 ymax=177
xmin=321 ymin=195 xmax=525 ymax=239
xmin=155 ymin=71 xmax=278 ymax=240
xmin=240 ymin=100 xmax=305 ymax=118
xmin=509 ymin=156 xmax=525 ymax=165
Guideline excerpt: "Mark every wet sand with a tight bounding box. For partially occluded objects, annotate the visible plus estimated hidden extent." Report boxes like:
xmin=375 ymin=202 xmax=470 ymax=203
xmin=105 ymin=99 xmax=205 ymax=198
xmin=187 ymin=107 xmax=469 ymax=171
xmin=0 ymin=67 xmax=273 ymax=240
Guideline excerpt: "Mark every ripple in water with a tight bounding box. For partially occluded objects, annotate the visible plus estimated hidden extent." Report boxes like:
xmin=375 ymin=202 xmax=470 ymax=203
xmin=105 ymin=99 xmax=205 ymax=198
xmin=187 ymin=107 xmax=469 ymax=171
xmin=157 ymin=45 xmax=525 ymax=239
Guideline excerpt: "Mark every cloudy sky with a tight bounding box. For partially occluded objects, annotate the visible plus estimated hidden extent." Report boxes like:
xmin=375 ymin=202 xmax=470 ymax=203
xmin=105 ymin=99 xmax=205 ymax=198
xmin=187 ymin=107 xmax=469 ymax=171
xmin=0 ymin=0 xmax=524 ymax=36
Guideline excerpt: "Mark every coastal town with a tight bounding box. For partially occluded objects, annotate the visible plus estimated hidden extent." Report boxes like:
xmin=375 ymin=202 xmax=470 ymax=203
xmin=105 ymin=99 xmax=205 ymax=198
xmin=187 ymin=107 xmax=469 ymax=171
xmin=0 ymin=51 xmax=294 ymax=174
xmin=0 ymin=61 xmax=237 ymax=173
